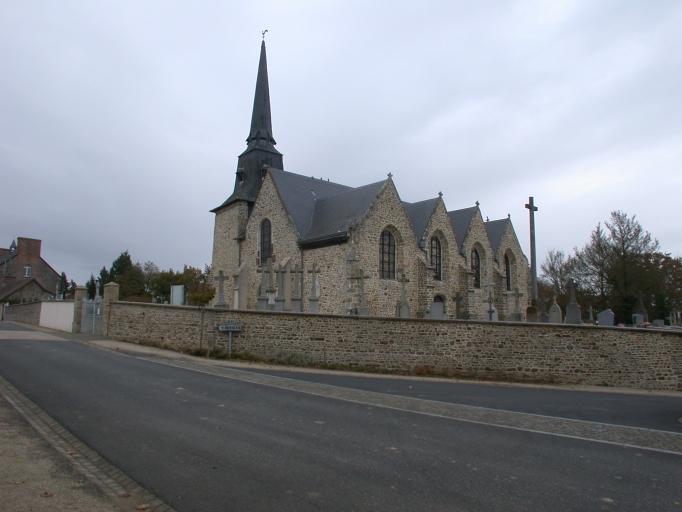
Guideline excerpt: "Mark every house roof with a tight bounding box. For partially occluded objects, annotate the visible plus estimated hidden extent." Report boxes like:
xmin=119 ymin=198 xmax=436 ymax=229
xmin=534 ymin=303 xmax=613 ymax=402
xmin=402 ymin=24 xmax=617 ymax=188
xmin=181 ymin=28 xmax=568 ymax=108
xmin=402 ymin=198 xmax=439 ymax=244
xmin=484 ymin=218 xmax=510 ymax=256
xmin=447 ymin=206 xmax=477 ymax=251
xmin=0 ymin=278 xmax=50 ymax=301
xmin=302 ymin=181 xmax=386 ymax=243
xmin=0 ymin=252 xmax=16 ymax=266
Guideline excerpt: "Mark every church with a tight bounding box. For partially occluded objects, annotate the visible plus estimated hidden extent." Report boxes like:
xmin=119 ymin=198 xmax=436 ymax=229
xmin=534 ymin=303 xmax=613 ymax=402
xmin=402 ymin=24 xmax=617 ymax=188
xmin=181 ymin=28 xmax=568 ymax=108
xmin=210 ymin=41 xmax=531 ymax=320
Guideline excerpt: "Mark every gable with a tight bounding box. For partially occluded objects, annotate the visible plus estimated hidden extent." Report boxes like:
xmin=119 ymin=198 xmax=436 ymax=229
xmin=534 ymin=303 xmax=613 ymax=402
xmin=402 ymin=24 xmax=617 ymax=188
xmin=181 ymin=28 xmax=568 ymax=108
xmin=484 ymin=218 xmax=510 ymax=259
xmin=402 ymin=198 xmax=439 ymax=245
xmin=447 ymin=206 xmax=477 ymax=252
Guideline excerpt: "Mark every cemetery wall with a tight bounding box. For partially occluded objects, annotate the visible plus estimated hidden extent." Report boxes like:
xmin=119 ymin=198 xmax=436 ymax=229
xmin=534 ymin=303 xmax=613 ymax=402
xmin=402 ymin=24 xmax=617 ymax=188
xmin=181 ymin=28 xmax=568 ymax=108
xmin=108 ymin=301 xmax=682 ymax=391
xmin=3 ymin=301 xmax=42 ymax=325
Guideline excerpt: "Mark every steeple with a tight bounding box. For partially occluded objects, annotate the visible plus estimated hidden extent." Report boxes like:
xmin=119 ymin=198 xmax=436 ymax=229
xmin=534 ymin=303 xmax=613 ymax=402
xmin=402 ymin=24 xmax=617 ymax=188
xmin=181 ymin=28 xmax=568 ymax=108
xmin=246 ymin=41 xmax=277 ymax=151
xmin=212 ymin=39 xmax=284 ymax=212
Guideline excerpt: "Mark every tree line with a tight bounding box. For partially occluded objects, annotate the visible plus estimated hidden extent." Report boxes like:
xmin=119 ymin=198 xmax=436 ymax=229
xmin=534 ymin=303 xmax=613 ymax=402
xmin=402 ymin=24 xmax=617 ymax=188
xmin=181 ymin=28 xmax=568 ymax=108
xmin=539 ymin=211 xmax=681 ymax=324
xmin=85 ymin=251 xmax=215 ymax=306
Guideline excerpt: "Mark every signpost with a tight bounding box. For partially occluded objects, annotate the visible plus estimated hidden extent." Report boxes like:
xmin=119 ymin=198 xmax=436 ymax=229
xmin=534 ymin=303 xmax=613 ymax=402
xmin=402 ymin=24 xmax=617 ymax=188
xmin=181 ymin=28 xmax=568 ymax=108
xmin=218 ymin=320 xmax=243 ymax=356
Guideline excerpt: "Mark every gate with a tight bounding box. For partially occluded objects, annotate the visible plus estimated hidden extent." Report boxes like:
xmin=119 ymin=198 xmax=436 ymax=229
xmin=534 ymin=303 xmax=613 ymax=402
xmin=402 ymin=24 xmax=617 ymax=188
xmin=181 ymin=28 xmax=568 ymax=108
xmin=81 ymin=298 xmax=103 ymax=334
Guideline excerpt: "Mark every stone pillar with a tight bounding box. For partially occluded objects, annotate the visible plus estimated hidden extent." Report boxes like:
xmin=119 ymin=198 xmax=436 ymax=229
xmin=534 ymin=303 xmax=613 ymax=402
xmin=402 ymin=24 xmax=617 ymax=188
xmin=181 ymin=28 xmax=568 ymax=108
xmin=72 ymin=286 xmax=87 ymax=333
xmin=101 ymin=282 xmax=120 ymax=337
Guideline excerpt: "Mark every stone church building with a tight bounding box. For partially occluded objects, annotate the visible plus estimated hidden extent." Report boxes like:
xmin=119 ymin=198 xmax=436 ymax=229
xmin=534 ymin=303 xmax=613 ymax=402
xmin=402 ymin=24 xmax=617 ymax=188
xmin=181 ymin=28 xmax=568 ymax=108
xmin=211 ymin=42 xmax=531 ymax=320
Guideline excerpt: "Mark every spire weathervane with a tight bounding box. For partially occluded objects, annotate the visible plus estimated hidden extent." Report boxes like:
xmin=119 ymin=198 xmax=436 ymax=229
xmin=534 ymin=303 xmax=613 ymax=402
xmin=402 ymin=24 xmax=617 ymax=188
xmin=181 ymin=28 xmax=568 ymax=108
xmin=262 ymin=29 xmax=268 ymax=40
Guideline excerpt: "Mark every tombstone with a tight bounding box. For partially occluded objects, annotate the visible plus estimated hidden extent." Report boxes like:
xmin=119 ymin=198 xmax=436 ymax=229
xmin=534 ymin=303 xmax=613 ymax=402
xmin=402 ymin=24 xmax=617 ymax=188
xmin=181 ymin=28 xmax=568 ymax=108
xmin=652 ymin=319 xmax=665 ymax=327
xmin=291 ymin=264 xmax=303 ymax=312
xmin=213 ymin=271 xmax=228 ymax=308
xmin=307 ymin=264 xmax=320 ymax=313
xmin=635 ymin=291 xmax=648 ymax=323
xmin=586 ymin=305 xmax=594 ymax=322
xmin=429 ymin=298 xmax=444 ymax=320
xmin=452 ymin=292 xmax=463 ymax=320
xmin=538 ymin=295 xmax=549 ymax=323
xmin=632 ymin=314 xmax=644 ymax=326
xmin=395 ymin=273 xmax=410 ymax=318
xmin=511 ymin=288 xmax=525 ymax=322
xmin=265 ymin=258 xmax=277 ymax=311
xmin=170 ymin=285 xmax=185 ymax=306
xmin=564 ymin=279 xmax=582 ymax=325
xmin=548 ymin=297 xmax=563 ymax=324
xmin=274 ymin=264 xmax=286 ymax=311
xmin=525 ymin=303 xmax=538 ymax=323
xmin=484 ymin=279 xmax=498 ymax=322
xmin=256 ymin=264 xmax=269 ymax=311
xmin=596 ymin=308 xmax=614 ymax=327
xmin=280 ymin=258 xmax=292 ymax=311
xmin=356 ymin=270 xmax=370 ymax=316
xmin=232 ymin=263 xmax=248 ymax=310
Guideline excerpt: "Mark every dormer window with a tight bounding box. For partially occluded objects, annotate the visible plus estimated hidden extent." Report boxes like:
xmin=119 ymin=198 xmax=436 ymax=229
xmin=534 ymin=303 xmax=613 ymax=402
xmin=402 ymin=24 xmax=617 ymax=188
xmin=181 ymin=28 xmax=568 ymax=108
xmin=23 ymin=264 xmax=31 ymax=278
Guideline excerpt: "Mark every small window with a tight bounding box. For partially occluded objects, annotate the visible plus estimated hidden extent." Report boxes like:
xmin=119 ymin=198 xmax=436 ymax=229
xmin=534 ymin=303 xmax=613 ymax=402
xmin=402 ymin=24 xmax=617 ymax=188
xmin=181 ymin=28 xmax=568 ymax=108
xmin=471 ymin=249 xmax=481 ymax=288
xmin=504 ymin=253 xmax=512 ymax=291
xmin=23 ymin=264 xmax=31 ymax=278
xmin=260 ymin=219 xmax=272 ymax=263
xmin=430 ymin=236 xmax=442 ymax=280
xmin=380 ymin=230 xmax=396 ymax=279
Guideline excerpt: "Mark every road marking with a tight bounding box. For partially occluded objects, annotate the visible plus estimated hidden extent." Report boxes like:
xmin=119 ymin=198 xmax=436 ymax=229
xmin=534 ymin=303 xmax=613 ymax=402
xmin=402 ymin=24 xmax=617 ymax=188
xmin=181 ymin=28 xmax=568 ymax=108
xmin=135 ymin=355 xmax=682 ymax=456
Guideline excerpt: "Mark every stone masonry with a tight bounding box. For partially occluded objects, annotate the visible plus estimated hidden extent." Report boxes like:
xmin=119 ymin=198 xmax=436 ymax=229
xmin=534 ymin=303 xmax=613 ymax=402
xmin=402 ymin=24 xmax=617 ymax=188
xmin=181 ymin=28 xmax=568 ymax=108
xmin=108 ymin=301 xmax=682 ymax=391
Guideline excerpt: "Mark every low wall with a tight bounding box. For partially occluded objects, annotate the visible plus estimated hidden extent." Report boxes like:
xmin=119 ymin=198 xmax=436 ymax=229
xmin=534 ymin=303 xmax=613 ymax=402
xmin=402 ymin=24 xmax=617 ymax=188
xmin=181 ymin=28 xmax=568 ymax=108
xmin=108 ymin=302 xmax=682 ymax=391
xmin=39 ymin=301 xmax=75 ymax=332
xmin=3 ymin=301 xmax=42 ymax=325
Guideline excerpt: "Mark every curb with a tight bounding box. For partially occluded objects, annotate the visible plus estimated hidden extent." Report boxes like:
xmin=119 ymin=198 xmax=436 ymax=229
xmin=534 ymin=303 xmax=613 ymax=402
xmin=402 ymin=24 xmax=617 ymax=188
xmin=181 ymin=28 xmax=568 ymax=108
xmin=0 ymin=374 xmax=176 ymax=512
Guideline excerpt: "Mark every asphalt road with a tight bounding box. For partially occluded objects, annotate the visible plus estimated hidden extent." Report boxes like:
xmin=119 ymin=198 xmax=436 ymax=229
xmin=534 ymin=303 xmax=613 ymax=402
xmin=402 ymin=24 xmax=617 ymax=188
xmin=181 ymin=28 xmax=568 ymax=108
xmin=0 ymin=322 xmax=681 ymax=511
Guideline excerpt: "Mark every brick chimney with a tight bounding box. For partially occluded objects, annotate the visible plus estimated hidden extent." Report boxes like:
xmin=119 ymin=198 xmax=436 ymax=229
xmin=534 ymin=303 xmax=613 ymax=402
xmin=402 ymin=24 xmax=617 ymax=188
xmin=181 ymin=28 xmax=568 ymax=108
xmin=16 ymin=238 xmax=42 ymax=263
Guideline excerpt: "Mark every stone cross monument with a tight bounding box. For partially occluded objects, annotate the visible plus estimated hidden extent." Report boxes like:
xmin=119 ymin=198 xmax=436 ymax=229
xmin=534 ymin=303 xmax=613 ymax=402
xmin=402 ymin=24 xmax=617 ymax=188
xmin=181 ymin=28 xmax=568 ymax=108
xmin=564 ymin=278 xmax=582 ymax=325
xmin=213 ymin=270 xmax=228 ymax=308
xmin=395 ymin=273 xmax=410 ymax=318
xmin=525 ymin=196 xmax=539 ymax=322
xmin=307 ymin=264 xmax=320 ymax=313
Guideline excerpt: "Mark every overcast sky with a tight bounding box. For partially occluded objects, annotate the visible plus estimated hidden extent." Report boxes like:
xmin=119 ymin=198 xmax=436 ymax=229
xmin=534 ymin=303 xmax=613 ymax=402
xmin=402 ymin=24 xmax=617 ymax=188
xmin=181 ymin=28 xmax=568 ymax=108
xmin=2 ymin=1 xmax=681 ymax=285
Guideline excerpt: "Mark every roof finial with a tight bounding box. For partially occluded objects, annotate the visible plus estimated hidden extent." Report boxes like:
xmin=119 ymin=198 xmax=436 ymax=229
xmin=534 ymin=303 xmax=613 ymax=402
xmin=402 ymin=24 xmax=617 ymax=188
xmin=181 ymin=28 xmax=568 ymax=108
xmin=508 ymin=213 xmax=511 ymax=218
xmin=486 ymin=216 xmax=489 ymax=222
xmin=475 ymin=200 xmax=480 ymax=207
xmin=387 ymin=172 xmax=393 ymax=178
xmin=262 ymin=29 xmax=268 ymax=41
xmin=438 ymin=191 xmax=443 ymax=198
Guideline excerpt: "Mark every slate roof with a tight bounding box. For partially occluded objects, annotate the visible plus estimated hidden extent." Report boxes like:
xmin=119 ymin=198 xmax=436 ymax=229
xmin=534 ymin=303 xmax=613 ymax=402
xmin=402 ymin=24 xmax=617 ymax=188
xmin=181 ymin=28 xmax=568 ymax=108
xmin=0 ymin=252 xmax=16 ymax=266
xmin=0 ymin=278 xmax=49 ymax=301
xmin=484 ymin=218 xmax=510 ymax=257
xmin=302 ymin=181 xmax=386 ymax=243
xmin=402 ymin=198 xmax=439 ymax=244
xmin=447 ymin=207 xmax=477 ymax=252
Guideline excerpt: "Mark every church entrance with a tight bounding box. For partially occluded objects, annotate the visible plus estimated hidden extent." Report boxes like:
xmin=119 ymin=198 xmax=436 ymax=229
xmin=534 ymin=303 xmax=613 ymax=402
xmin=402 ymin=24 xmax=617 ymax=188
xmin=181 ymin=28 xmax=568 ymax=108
xmin=429 ymin=296 xmax=444 ymax=320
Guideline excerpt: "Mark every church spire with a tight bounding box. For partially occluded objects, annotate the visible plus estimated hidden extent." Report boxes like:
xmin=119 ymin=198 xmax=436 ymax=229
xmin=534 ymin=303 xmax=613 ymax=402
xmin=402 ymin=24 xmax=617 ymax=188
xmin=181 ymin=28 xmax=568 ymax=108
xmin=211 ymin=38 xmax=284 ymax=211
xmin=246 ymin=40 xmax=277 ymax=150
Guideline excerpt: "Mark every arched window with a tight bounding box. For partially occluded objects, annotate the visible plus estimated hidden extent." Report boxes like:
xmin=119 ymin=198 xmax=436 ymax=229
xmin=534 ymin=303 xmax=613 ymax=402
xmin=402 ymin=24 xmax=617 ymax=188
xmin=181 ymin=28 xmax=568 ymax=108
xmin=260 ymin=219 xmax=272 ymax=263
xmin=430 ymin=236 xmax=442 ymax=280
xmin=504 ymin=253 xmax=512 ymax=291
xmin=23 ymin=264 xmax=31 ymax=278
xmin=380 ymin=230 xmax=396 ymax=279
xmin=471 ymin=248 xmax=481 ymax=288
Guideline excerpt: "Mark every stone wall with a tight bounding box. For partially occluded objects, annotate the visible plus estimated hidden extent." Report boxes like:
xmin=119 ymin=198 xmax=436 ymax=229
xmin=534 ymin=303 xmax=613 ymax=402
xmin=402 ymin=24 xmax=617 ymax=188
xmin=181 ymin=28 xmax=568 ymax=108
xmin=3 ymin=301 xmax=42 ymax=325
xmin=108 ymin=302 xmax=682 ymax=391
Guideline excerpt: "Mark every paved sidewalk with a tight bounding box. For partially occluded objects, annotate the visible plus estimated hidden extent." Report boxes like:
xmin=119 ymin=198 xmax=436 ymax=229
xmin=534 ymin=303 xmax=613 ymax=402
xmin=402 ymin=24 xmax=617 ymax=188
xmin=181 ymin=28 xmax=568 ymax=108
xmin=0 ymin=390 xmax=118 ymax=512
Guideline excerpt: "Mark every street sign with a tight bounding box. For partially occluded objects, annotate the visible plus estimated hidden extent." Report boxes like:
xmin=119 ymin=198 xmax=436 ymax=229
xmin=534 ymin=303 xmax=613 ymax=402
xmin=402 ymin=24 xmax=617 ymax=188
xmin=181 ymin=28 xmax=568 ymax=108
xmin=218 ymin=322 xmax=243 ymax=332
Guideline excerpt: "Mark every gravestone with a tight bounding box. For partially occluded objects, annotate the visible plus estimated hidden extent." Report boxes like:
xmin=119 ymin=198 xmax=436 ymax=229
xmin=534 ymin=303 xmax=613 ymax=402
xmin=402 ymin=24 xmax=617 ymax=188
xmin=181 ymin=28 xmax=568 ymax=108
xmin=597 ymin=308 xmax=614 ymax=327
xmin=281 ymin=258 xmax=292 ymax=311
xmin=484 ymin=279 xmax=498 ymax=321
xmin=232 ymin=263 xmax=248 ymax=310
xmin=632 ymin=314 xmax=644 ymax=326
xmin=511 ymin=288 xmax=525 ymax=322
xmin=635 ymin=292 xmax=649 ymax=323
xmin=429 ymin=299 xmax=444 ymax=320
xmin=538 ymin=295 xmax=549 ymax=323
xmin=213 ymin=271 xmax=228 ymax=308
xmin=356 ymin=270 xmax=370 ymax=316
xmin=548 ymin=297 xmax=563 ymax=324
xmin=525 ymin=303 xmax=538 ymax=323
xmin=265 ymin=258 xmax=277 ymax=311
xmin=170 ymin=285 xmax=184 ymax=306
xmin=586 ymin=305 xmax=594 ymax=322
xmin=652 ymin=319 xmax=665 ymax=327
xmin=564 ymin=279 xmax=582 ymax=325
xmin=291 ymin=264 xmax=303 ymax=312
xmin=256 ymin=264 xmax=269 ymax=311
xmin=452 ymin=292 xmax=463 ymax=320
xmin=274 ymin=264 xmax=285 ymax=311
xmin=307 ymin=264 xmax=320 ymax=313
xmin=395 ymin=273 xmax=410 ymax=318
